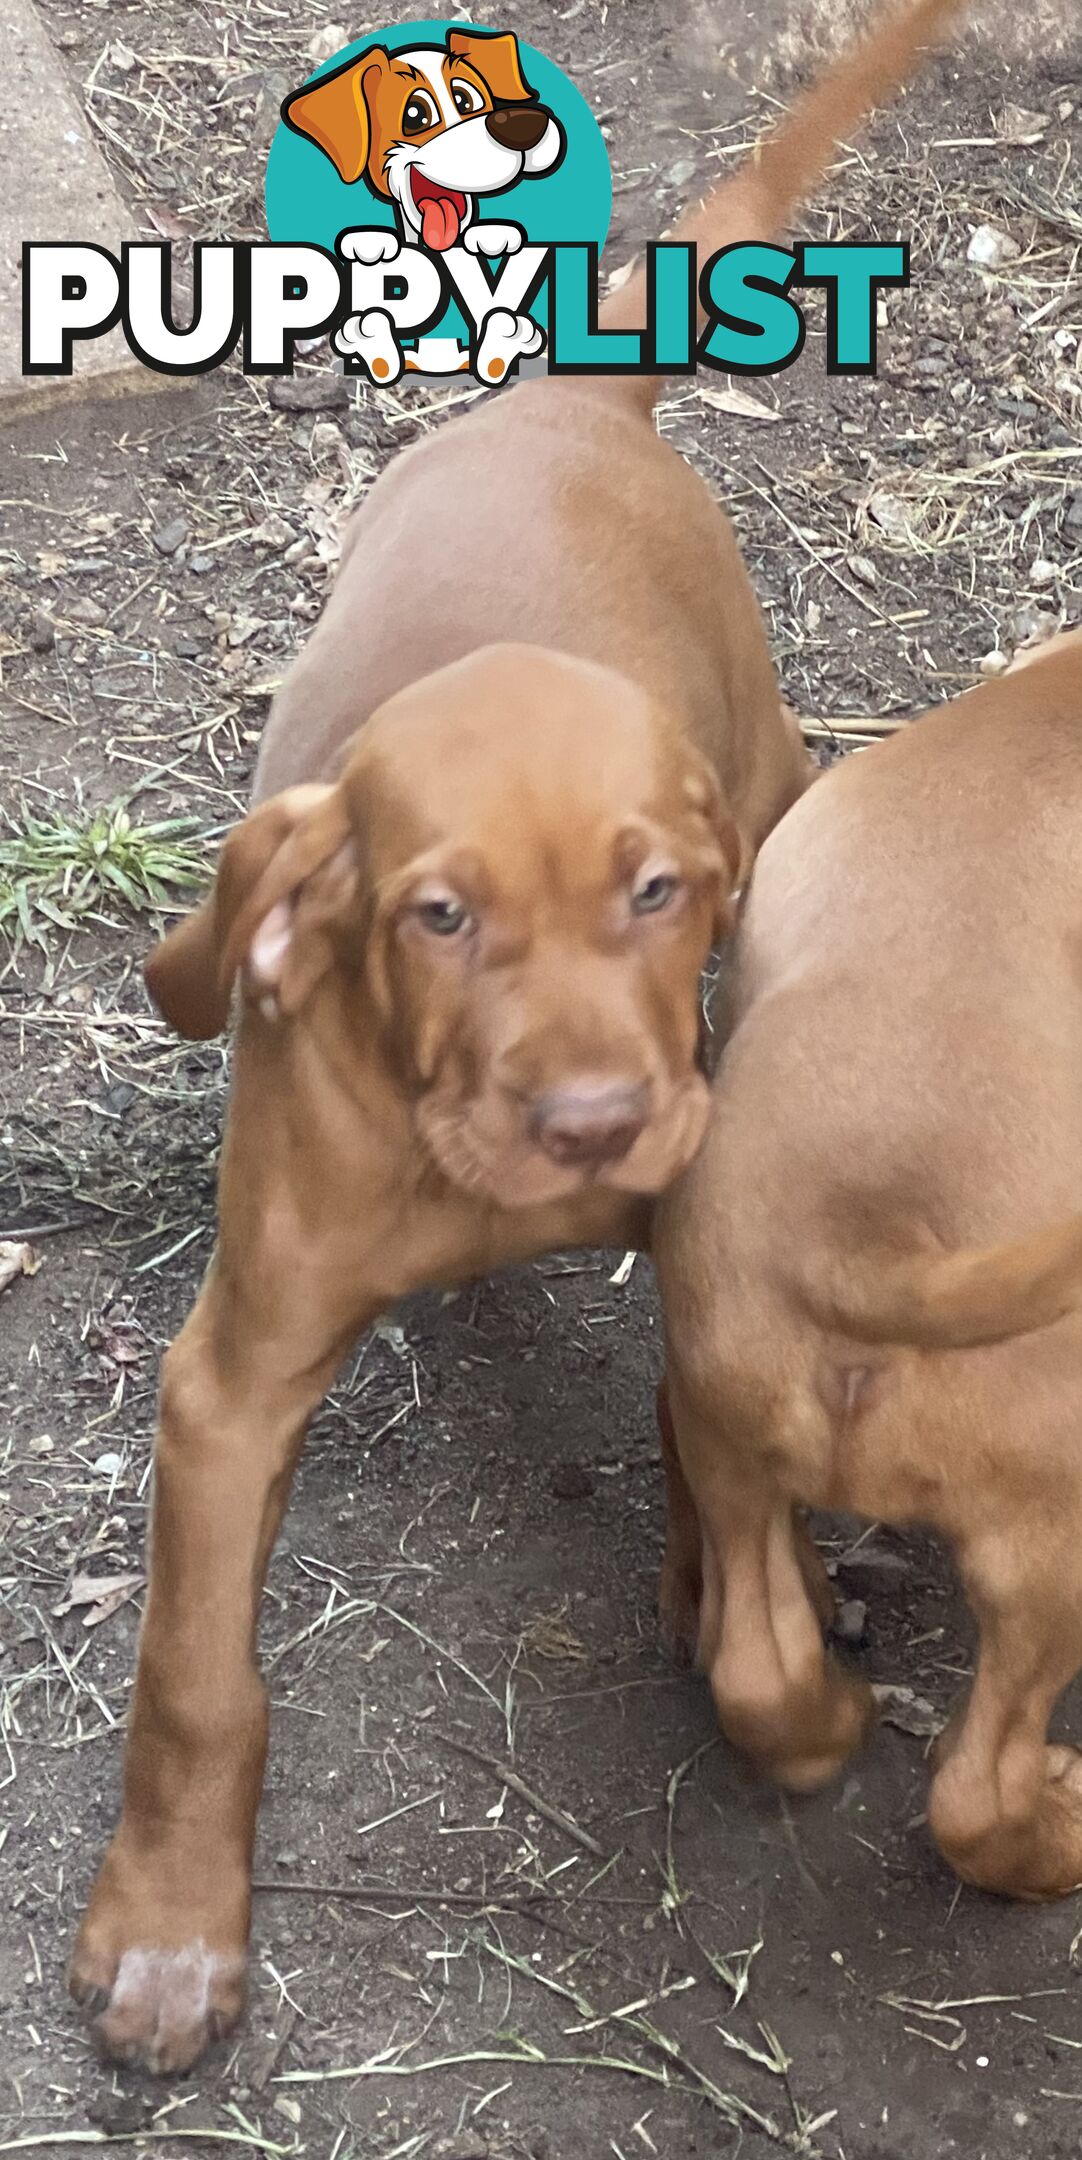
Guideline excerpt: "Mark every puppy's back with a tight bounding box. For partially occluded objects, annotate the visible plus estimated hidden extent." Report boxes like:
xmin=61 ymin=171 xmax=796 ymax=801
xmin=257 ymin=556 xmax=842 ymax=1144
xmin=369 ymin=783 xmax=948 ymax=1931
xmin=660 ymin=646 xmax=1082 ymax=1341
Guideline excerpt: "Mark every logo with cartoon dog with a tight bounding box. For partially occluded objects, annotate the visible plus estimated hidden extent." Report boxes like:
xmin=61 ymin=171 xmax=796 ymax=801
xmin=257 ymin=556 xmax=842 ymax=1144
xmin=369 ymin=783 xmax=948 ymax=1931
xmin=23 ymin=16 xmax=907 ymax=391
xmin=266 ymin=19 xmax=610 ymax=384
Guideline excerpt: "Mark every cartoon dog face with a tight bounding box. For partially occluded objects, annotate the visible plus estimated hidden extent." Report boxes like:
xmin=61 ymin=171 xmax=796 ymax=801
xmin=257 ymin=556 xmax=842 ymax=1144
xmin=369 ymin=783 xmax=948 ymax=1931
xmin=283 ymin=30 xmax=565 ymax=251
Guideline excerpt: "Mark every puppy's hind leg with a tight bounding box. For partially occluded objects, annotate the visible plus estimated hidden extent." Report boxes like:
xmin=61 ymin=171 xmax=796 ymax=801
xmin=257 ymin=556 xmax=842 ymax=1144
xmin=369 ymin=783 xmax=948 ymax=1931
xmin=668 ymin=1382 xmax=874 ymax=1791
xmin=929 ymin=1519 xmax=1082 ymax=1899
xmin=657 ymin=1375 xmax=703 ymax=1665
xmin=657 ymin=1374 xmax=834 ymax=1662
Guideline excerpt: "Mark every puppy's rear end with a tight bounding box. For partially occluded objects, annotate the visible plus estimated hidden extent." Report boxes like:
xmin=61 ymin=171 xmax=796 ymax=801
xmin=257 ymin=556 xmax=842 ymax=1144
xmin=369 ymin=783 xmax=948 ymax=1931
xmin=654 ymin=635 xmax=1082 ymax=1897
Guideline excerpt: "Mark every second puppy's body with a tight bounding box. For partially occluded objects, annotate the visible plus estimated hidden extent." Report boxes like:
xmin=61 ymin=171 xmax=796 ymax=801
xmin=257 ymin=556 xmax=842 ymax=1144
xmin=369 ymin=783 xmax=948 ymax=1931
xmin=655 ymin=633 xmax=1082 ymax=1898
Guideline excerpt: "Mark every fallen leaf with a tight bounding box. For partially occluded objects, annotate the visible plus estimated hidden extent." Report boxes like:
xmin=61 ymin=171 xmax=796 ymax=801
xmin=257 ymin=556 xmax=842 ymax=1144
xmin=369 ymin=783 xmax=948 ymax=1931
xmin=0 ymin=1240 xmax=41 ymax=1293
xmin=866 ymin=487 xmax=913 ymax=543
xmin=54 ymin=1571 xmax=144 ymax=1628
xmin=239 ymin=674 xmax=285 ymax=701
xmin=145 ymin=202 xmax=195 ymax=242
xmin=873 ymin=1683 xmax=944 ymax=1739
xmin=994 ymin=102 xmax=1049 ymax=145
xmin=301 ymin=476 xmax=347 ymax=566
xmin=696 ymin=384 xmax=780 ymax=423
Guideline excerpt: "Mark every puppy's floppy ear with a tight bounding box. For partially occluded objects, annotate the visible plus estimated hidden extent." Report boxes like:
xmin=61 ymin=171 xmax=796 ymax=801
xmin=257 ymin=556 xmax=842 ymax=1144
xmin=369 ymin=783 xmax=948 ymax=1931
xmin=145 ymin=785 xmax=353 ymax=1040
xmin=281 ymin=48 xmax=390 ymax=186
xmin=447 ymin=29 xmax=536 ymax=104
xmin=681 ymin=750 xmax=749 ymax=904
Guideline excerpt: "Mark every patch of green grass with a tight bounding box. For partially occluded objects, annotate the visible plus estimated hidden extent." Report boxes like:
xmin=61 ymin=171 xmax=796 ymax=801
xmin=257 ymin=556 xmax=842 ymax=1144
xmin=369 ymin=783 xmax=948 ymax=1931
xmin=0 ymin=801 xmax=213 ymax=950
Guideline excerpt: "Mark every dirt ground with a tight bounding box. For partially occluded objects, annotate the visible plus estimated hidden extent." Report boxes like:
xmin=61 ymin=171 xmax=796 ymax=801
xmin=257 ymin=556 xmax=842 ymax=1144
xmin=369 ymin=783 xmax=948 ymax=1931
xmin=2 ymin=1 xmax=1082 ymax=2155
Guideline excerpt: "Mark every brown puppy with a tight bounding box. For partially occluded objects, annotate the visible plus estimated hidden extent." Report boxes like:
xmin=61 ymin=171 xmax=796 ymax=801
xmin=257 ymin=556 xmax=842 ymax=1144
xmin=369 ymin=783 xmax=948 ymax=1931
xmin=654 ymin=630 xmax=1082 ymax=1898
xmin=70 ymin=0 xmax=966 ymax=2073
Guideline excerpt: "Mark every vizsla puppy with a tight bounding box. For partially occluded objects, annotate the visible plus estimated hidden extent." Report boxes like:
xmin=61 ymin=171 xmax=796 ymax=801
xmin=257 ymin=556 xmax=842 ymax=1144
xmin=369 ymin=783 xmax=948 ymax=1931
xmin=654 ymin=630 xmax=1082 ymax=1899
xmin=71 ymin=0 xmax=965 ymax=2070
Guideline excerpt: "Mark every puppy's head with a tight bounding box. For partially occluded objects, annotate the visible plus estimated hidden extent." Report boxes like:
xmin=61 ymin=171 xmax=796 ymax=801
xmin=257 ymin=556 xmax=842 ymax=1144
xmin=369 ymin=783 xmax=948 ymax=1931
xmin=147 ymin=646 xmax=740 ymax=1211
xmin=282 ymin=34 xmax=562 ymax=247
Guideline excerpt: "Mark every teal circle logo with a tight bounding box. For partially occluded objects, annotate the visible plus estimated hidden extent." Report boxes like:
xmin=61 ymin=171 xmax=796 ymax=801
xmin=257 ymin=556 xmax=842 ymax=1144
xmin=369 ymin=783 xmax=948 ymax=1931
xmin=266 ymin=21 xmax=610 ymax=378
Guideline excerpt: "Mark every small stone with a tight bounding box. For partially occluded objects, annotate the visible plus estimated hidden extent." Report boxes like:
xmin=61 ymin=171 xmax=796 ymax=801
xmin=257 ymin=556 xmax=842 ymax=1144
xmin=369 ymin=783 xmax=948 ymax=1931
xmin=268 ymin=374 xmax=349 ymax=414
xmin=67 ymin=596 xmax=106 ymax=626
xmin=665 ymin=156 xmax=696 ymax=189
xmin=307 ymin=22 xmax=347 ymax=60
xmin=309 ymin=419 xmax=345 ymax=458
xmin=151 ymin=514 xmax=189 ymax=556
xmin=1030 ymin=558 xmax=1058 ymax=587
xmin=847 ymin=554 xmax=878 ymax=589
xmin=275 ymin=1848 xmax=299 ymax=1867
xmin=835 ymin=1598 xmax=867 ymax=1646
xmin=914 ymin=352 xmax=949 ymax=377
xmin=93 ymin=1451 xmax=123 ymax=1477
xmin=966 ymin=223 xmax=1020 ymax=269
xmin=979 ymin=649 xmax=1009 ymax=678
xmin=1012 ymin=604 xmax=1058 ymax=650
xmin=29 ymin=609 xmax=54 ymax=652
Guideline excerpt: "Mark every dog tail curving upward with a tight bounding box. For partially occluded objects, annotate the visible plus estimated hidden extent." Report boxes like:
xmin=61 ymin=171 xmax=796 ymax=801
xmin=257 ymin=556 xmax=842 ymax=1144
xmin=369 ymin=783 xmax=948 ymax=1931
xmin=803 ymin=1214 xmax=1082 ymax=1353
xmin=598 ymin=0 xmax=967 ymax=409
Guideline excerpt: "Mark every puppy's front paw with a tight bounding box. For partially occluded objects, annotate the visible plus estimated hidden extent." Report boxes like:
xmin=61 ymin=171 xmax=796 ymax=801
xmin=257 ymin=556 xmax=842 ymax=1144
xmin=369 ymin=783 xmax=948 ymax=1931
xmin=463 ymin=222 xmax=523 ymax=258
xmin=71 ymin=1834 xmax=249 ymax=2072
xmin=339 ymin=227 xmax=401 ymax=266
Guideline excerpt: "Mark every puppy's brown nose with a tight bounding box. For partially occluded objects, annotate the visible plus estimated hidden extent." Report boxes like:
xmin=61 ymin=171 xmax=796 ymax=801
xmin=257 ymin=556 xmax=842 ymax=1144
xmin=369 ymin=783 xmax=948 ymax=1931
xmin=530 ymin=1083 xmax=648 ymax=1169
xmin=485 ymin=105 xmax=550 ymax=152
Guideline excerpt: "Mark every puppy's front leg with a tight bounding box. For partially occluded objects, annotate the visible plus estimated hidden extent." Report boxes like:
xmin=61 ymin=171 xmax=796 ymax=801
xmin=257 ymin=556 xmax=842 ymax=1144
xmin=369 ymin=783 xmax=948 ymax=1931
xmin=70 ymin=1141 xmax=378 ymax=2072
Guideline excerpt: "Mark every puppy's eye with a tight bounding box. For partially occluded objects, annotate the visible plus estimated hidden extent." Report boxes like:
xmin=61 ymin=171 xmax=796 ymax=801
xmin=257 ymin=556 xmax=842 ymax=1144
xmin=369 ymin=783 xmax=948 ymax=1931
xmin=631 ymin=871 xmax=681 ymax=916
xmin=402 ymin=91 xmax=438 ymax=134
xmin=451 ymin=79 xmax=485 ymax=116
xmin=415 ymin=896 xmax=473 ymax=937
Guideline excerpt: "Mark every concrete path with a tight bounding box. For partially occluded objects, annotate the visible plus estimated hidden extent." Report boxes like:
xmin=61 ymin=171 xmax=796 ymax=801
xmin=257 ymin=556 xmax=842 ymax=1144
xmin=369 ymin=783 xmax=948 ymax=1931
xmin=1 ymin=0 xmax=157 ymax=415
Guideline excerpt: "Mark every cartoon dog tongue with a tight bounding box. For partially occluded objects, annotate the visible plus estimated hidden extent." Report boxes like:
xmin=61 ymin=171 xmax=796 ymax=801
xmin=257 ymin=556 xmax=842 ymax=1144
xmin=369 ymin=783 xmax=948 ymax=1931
xmin=419 ymin=191 xmax=462 ymax=251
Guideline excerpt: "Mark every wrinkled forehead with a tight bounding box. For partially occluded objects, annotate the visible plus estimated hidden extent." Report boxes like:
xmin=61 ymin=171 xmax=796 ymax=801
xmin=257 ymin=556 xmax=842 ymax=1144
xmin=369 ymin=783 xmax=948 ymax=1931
xmin=346 ymin=660 xmax=678 ymax=885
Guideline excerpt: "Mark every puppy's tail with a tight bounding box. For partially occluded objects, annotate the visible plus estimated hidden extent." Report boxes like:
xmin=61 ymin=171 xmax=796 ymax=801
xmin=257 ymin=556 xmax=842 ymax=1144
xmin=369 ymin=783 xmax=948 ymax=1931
xmin=598 ymin=0 xmax=966 ymax=408
xmin=804 ymin=1215 xmax=1082 ymax=1353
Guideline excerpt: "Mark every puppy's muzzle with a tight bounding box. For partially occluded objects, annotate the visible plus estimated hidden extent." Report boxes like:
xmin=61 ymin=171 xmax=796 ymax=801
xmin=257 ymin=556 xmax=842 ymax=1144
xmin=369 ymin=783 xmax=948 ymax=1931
xmin=485 ymin=105 xmax=551 ymax=152
xmin=529 ymin=1082 xmax=649 ymax=1169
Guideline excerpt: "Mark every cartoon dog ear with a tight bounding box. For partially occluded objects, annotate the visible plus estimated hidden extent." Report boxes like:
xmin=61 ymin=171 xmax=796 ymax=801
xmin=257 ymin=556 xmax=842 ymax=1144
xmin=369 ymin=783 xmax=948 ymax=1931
xmin=145 ymin=785 xmax=355 ymax=1040
xmin=281 ymin=48 xmax=391 ymax=186
xmin=447 ymin=28 xmax=536 ymax=104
